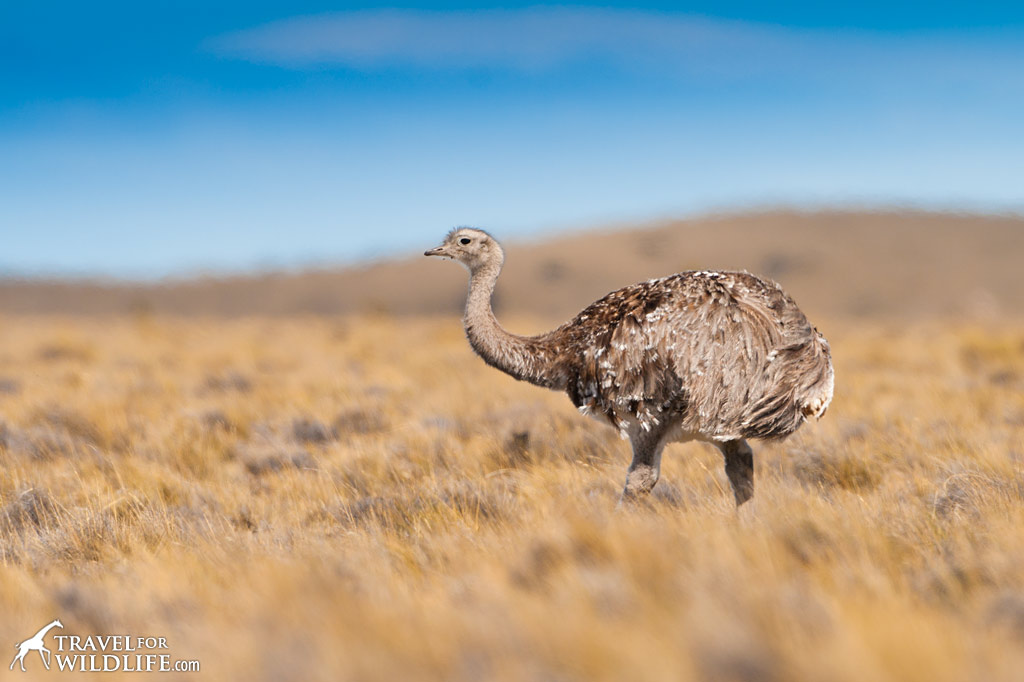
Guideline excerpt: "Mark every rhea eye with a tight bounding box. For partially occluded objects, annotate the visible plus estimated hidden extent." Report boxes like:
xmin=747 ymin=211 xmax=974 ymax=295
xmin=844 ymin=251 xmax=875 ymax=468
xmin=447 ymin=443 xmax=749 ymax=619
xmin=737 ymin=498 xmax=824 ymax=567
xmin=459 ymin=237 xmax=471 ymax=245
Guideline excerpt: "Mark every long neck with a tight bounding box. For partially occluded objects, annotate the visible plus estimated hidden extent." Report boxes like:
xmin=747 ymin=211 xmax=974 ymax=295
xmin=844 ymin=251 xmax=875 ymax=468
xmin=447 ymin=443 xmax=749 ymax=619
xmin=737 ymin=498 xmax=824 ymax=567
xmin=464 ymin=260 xmax=564 ymax=389
xmin=38 ymin=623 xmax=58 ymax=637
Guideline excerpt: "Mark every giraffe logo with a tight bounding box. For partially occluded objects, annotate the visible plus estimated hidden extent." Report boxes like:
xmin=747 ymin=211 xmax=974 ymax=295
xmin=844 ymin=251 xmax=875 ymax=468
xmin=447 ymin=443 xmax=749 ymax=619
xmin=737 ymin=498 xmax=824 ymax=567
xmin=10 ymin=619 xmax=63 ymax=672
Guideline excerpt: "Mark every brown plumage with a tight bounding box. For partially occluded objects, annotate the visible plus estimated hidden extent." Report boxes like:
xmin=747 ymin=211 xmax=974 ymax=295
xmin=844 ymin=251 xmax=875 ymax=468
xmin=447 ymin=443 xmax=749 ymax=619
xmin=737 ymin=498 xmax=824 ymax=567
xmin=425 ymin=227 xmax=833 ymax=506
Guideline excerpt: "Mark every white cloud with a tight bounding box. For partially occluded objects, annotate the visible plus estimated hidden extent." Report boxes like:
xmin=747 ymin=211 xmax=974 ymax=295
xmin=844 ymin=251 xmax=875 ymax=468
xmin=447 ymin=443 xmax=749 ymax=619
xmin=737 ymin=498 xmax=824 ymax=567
xmin=207 ymin=8 xmax=1024 ymax=88
xmin=206 ymin=9 xmax=843 ymax=76
xmin=209 ymin=9 xmax=762 ymax=70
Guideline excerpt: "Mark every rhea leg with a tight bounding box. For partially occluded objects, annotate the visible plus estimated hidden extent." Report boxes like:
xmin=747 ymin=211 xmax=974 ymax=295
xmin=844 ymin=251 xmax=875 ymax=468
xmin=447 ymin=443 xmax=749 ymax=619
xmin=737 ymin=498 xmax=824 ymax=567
xmin=716 ymin=439 xmax=754 ymax=506
xmin=620 ymin=427 xmax=669 ymax=503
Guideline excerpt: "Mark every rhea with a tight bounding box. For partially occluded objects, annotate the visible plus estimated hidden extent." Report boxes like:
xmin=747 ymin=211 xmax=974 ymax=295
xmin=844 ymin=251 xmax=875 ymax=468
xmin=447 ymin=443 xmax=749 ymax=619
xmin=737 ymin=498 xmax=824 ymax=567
xmin=425 ymin=228 xmax=833 ymax=506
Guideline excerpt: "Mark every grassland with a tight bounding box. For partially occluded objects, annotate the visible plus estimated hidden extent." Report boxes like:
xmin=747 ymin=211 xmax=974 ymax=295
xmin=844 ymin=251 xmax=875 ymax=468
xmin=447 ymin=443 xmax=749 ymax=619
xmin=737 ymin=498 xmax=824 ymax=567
xmin=1 ymin=312 xmax=1022 ymax=681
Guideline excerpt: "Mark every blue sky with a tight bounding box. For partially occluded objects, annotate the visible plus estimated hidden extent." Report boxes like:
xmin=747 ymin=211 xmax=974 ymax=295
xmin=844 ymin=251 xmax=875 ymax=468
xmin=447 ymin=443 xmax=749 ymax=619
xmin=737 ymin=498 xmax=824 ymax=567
xmin=2 ymin=2 xmax=1023 ymax=278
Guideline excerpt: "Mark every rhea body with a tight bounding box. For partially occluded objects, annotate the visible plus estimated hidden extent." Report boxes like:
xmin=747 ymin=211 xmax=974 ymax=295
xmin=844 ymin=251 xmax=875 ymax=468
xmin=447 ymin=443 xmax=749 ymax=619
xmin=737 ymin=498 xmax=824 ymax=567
xmin=425 ymin=228 xmax=833 ymax=505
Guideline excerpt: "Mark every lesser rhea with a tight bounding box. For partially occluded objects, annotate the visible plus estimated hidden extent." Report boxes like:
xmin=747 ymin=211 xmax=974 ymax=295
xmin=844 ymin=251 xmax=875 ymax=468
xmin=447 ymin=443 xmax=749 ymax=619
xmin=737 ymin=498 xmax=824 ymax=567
xmin=425 ymin=228 xmax=833 ymax=506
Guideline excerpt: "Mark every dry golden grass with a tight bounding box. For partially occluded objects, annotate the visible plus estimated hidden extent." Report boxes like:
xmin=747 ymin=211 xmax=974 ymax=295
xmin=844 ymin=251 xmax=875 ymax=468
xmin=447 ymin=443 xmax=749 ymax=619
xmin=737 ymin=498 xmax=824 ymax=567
xmin=1 ymin=313 xmax=1023 ymax=681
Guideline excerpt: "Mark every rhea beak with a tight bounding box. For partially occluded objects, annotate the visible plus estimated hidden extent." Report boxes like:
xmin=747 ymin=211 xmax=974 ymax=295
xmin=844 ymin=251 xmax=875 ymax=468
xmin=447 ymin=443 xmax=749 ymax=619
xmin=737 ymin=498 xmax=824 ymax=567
xmin=424 ymin=245 xmax=449 ymax=258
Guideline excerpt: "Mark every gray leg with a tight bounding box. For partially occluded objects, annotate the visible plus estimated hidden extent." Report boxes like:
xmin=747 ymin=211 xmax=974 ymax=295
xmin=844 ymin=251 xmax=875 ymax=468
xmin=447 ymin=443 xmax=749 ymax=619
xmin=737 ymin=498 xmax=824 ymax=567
xmin=621 ymin=427 xmax=669 ymax=503
xmin=716 ymin=439 xmax=754 ymax=506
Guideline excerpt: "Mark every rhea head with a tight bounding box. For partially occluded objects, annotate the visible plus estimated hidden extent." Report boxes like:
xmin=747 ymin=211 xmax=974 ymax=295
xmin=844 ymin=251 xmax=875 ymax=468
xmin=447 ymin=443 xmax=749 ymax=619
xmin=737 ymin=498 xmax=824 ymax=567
xmin=424 ymin=227 xmax=503 ymax=273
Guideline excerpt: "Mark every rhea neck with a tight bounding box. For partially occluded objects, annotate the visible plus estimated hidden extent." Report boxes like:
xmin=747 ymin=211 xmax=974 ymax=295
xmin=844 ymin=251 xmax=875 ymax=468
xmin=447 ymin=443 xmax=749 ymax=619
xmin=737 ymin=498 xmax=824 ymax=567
xmin=462 ymin=251 xmax=564 ymax=390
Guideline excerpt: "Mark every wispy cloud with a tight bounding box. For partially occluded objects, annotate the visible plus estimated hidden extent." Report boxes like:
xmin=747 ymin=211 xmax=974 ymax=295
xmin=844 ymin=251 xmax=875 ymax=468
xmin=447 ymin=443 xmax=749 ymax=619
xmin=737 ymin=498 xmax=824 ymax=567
xmin=208 ymin=7 xmax=1024 ymax=86
xmin=209 ymin=8 xmax=763 ymax=71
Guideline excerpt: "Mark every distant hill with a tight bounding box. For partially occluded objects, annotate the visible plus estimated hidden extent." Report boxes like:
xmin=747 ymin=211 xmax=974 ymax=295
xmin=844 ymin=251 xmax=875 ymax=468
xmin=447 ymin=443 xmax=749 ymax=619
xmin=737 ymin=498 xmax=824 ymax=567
xmin=1 ymin=210 xmax=1021 ymax=320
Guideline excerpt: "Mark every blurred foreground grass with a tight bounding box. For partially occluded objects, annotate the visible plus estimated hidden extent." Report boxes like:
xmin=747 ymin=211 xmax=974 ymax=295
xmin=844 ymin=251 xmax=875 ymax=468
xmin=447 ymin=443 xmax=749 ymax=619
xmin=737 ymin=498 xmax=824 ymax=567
xmin=1 ymin=314 xmax=1023 ymax=681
